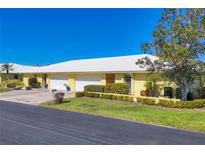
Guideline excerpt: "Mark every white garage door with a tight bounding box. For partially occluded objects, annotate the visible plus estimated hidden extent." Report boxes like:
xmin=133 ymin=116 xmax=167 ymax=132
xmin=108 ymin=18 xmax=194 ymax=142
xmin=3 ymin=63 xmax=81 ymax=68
xmin=75 ymin=76 xmax=101 ymax=91
xmin=50 ymin=76 xmax=68 ymax=90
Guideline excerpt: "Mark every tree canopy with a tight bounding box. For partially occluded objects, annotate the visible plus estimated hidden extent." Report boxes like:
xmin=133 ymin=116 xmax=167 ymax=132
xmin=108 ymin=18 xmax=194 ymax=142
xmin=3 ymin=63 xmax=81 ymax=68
xmin=136 ymin=9 xmax=205 ymax=100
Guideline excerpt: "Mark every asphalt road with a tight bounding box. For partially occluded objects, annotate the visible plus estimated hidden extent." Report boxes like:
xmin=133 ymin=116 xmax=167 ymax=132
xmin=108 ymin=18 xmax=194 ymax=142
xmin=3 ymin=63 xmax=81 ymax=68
xmin=0 ymin=100 xmax=205 ymax=145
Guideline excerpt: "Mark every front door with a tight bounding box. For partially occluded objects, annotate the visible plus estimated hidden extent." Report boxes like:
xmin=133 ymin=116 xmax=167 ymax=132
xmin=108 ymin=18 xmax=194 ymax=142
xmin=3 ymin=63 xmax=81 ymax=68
xmin=106 ymin=74 xmax=115 ymax=84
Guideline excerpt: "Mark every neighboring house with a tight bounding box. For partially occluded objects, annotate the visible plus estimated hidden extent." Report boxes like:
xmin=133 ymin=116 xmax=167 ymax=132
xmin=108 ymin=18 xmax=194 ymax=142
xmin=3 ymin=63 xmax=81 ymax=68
xmin=0 ymin=54 xmax=204 ymax=97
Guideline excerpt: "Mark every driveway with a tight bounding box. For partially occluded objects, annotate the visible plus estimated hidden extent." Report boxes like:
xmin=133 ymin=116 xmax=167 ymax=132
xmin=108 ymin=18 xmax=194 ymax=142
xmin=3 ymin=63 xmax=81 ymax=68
xmin=0 ymin=100 xmax=205 ymax=145
xmin=0 ymin=89 xmax=75 ymax=105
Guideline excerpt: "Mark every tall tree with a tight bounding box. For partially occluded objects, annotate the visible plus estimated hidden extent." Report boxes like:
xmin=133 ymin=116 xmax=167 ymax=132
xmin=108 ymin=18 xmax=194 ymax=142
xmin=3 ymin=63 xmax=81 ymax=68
xmin=0 ymin=63 xmax=14 ymax=80
xmin=136 ymin=9 xmax=205 ymax=100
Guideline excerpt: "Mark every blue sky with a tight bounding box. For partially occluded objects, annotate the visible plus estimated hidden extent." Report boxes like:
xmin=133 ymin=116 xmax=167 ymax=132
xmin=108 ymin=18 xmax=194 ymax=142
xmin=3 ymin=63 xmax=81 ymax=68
xmin=0 ymin=8 xmax=163 ymax=65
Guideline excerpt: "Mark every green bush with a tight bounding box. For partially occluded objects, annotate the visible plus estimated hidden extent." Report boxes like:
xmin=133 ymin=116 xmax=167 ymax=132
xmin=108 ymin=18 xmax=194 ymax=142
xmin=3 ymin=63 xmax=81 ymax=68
xmin=84 ymin=85 xmax=105 ymax=92
xmin=173 ymin=99 xmax=205 ymax=109
xmin=156 ymin=99 xmax=205 ymax=109
xmin=105 ymin=83 xmax=129 ymax=94
xmin=84 ymin=92 xmax=134 ymax=102
xmin=145 ymin=76 xmax=159 ymax=97
xmin=157 ymin=99 xmax=175 ymax=108
xmin=193 ymin=87 xmax=205 ymax=99
xmin=101 ymin=93 xmax=113 ymax=99
xmin=137 ymin=98 xmax=156 ymax=105
xmin=75 ymin=92 xmax=85 ymax=97
xmin=3 ymin=79 xmax=24 ymax=88
xmin=28 ymin=77 xmax=37 ymax=88
xmin=84 ymin=92 xmax=100 ymax=98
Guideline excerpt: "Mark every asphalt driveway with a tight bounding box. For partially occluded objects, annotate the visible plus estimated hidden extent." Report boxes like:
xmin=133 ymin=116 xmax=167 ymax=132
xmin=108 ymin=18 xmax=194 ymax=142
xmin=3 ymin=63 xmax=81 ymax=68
xmin=0 ymin=89 xmax=75 ymax=105
xmin=0 ymin=100 xmax=205 ymax=145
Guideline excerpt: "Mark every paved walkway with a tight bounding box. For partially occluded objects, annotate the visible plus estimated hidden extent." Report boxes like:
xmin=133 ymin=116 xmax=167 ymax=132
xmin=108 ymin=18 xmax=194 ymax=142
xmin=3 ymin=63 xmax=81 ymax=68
xmin=0 ymin=100 xmax=205 ymax=145
xmin=0 ymin=89 xmax=75 ymax=105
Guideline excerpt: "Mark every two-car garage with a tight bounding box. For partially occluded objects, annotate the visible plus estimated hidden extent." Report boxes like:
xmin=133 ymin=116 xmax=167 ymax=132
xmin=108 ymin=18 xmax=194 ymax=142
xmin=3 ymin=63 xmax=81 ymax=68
xmin=49 ymin=75 xmax=102 ymax=91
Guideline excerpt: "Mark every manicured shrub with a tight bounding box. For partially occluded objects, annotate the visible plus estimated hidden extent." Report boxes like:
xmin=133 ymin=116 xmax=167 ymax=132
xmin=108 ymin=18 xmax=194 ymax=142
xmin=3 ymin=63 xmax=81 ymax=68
xmin=54 ymin=92 xmax=65 ymax=103
xmin=75 ymin=92 xmax=85 ymax=97
xmin=3 ymin=79 xmax=24 ymax=88
xmin=84 ymin=85 xmax=105 ymax=92
xmin=157 ymin=99 xmax=175 ymax=108
xmin=84 ymin=92 xmax=100 ymax=98
xmin=105 ymin=83 xmax=129 ymax=94
xmin=112 ymin=95 xmax=132 ymax=102
xmin=101 ymin=93 xmax=113 ymax=99
xmin=104 ymin=84 xmax=115 ymax=93
xmin=173 ymin=99 xmax=205 ymax=109
xmin=28 ymin=77 xmax=37 ymax=88
xmin=137 ymin=98 xmax=156 ymax=105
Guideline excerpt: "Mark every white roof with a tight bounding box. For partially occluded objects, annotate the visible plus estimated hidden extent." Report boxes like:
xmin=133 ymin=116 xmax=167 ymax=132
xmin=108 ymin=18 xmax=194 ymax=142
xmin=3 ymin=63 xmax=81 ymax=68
xmin=0 ymin=63 xmax=41 ymax=74
xmin=0 ymin=54 xmax=158 ymax=74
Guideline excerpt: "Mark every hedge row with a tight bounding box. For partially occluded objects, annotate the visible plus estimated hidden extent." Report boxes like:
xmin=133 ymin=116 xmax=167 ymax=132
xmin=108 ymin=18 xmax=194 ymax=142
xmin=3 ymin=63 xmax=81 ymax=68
xmin=75 ymin=92 xmax=205 ymax=109
xmin=75 ymin=91 xmax=134 ymax=102
xmin=138 ymin=97 xmax=205 ymax=109
xmin=84 ymin=85 xmax=105 ymax=92
xmin=137 ymin=98 xmax=156 ymax=105
xmin=84 ymin=83 xmax=129 ymax=94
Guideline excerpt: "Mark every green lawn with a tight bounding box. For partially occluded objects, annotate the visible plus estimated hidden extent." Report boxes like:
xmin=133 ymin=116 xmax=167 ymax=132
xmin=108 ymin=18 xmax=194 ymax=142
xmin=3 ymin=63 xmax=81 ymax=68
xmin=40 ymin=97 xmax=205 ymax=133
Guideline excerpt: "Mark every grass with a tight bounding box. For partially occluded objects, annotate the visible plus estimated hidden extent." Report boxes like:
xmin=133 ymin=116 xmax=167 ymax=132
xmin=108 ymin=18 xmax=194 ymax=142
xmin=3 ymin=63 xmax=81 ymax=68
xmin=40 ymin=97 xmax=205 ymax=133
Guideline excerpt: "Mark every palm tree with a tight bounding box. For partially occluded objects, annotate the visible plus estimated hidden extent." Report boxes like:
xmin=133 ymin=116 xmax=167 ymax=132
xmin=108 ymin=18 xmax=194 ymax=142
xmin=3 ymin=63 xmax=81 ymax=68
xmin=0 ymin=63 xmax=14 ymax=80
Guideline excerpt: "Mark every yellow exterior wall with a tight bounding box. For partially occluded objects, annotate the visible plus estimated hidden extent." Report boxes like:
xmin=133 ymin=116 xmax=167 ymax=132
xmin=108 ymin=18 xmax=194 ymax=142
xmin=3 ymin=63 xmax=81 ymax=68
xmin=131 ymin=73 xmax=176 ymax=97
xmin=101 ymin=74 xmax=106 ymax=85
xmin=23 ymin=74 xmax=34 ymax=86
xmin=68 ymin=74 xmax=76 ymax=91
xmin=37 ymin=74 xmax=44 ymax=87
xmin=115 ymin=73 xmax=124 ymax=83
xmin=21 ymin=72 xmax=178 ymax=98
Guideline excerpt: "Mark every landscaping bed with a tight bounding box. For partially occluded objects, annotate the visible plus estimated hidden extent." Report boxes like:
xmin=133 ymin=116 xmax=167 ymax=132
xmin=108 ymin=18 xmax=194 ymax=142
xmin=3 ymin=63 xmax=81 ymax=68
xmin=76 ymin=91 xmax=205 ymax=109
xmin=40 ymin=97 xmax=205 ymax=133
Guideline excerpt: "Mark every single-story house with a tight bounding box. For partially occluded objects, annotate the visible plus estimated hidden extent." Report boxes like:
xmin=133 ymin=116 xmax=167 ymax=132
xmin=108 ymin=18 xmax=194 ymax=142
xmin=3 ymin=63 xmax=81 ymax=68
xmin=0 ymin=54 xmax=204 ymax=97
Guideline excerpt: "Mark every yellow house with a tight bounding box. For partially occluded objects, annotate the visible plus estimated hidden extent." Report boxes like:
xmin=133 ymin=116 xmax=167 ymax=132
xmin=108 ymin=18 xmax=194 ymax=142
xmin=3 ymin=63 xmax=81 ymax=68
xmin=1 ymin=54 xmax=203 ymax=97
